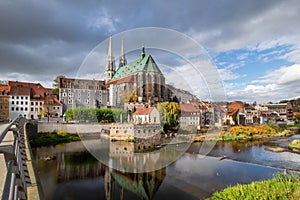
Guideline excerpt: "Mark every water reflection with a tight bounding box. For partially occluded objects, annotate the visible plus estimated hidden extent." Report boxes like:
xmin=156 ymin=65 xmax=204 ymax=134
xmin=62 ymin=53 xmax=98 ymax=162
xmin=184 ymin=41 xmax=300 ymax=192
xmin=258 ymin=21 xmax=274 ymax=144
xmin=32 ymin=137 xmax=300 ymax=200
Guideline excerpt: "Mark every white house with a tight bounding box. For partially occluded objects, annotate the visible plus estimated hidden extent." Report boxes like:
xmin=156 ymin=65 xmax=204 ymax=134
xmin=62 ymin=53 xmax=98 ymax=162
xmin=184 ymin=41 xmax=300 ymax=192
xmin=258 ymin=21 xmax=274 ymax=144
xmin=133 ymin=107 xmax=160 ymax=124
xmin=9 ymin=85 xmax=31 ymax=119
xmin=179 ymin=103 xmax=201 ymax=130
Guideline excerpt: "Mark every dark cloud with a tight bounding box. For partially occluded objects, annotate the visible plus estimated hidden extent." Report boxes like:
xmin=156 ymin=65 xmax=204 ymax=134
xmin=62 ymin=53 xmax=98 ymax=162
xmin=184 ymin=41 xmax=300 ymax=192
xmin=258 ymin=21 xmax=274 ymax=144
xmin=0 ymin=0 xmax=300 ymax=91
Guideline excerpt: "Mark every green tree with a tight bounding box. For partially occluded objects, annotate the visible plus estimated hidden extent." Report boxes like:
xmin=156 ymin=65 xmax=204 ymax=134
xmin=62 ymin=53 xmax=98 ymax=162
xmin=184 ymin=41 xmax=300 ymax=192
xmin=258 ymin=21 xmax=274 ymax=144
xmin=158 ymin=102 xmax=179 ymax=132
xmin=53 ymin=75 xmax=65 ymax=98
xmin=295 ymin=114 xmax=300 ymax=121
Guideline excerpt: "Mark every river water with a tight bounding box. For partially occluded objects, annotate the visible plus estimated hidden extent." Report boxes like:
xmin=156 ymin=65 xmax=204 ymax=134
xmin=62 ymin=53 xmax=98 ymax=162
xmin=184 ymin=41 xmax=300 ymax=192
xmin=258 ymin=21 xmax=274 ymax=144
xmin=32 ymin=134 xmax=300 ymax=200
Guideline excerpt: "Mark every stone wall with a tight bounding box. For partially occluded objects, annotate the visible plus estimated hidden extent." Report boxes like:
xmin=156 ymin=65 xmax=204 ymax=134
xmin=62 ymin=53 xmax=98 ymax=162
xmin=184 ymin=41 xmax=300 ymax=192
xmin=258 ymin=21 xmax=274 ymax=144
xmin=38 ymin=122 xmax=110 ymax=134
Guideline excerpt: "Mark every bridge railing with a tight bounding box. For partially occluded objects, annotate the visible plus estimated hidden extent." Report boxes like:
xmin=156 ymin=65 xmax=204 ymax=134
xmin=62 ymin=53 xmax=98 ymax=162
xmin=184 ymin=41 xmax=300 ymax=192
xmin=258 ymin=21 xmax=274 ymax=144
xmin=0 ymin=117 xmax=27 ymax=200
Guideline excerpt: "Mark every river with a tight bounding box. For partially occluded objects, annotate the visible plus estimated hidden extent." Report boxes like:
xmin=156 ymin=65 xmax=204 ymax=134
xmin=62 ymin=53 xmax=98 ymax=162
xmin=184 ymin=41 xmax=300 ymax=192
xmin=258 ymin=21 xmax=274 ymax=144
xmin=32 ymin=134 xmax=300 ymax=200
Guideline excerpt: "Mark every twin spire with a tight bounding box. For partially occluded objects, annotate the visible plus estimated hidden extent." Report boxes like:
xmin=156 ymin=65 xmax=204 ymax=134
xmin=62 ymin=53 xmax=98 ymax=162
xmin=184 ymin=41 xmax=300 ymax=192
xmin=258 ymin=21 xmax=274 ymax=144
xmin=106 ymin=35 xmax=145 ymax=82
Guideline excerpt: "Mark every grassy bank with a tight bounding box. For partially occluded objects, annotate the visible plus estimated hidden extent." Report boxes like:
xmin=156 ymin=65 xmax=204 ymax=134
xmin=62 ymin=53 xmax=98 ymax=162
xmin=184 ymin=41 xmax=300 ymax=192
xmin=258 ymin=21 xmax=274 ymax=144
xmin=207 ymin=173 xmax=300 ymax=200
xmin=289 ymin=140 xmax=300 ymax=150
xmin=30 ymin=130 xmax=80 ymax=147
xmin=193 ymin=125 xmax=292 ymax=142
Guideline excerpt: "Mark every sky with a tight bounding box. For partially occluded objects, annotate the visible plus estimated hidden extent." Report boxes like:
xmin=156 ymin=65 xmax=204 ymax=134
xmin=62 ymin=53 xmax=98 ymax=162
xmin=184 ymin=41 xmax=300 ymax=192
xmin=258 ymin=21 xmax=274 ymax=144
xmin=1 ymin=0 xmax=300 ymax=103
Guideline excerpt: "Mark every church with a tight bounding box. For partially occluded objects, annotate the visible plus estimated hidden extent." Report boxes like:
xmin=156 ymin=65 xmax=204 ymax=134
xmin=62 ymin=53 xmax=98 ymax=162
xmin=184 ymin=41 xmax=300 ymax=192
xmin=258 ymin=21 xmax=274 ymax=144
xmin=105 ymin=36 xmax=168 ymax=107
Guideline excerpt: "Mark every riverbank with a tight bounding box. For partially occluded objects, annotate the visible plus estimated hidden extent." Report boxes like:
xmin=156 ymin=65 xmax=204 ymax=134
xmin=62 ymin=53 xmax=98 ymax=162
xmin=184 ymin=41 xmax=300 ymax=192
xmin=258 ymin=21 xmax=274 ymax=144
xmin=289 ymin=140 xmax=300 ymax=151
xmin=193 ymin=125 xmax=294 ymax=142
xmin=207 ymin=173 xmax=300 ymax=199
xmin=29 ymin=130 xmax=80 ymax=147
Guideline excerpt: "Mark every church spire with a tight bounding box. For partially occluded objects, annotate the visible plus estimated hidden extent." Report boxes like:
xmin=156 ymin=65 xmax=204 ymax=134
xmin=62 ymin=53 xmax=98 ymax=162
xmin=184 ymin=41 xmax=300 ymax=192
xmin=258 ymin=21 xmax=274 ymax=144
xmin=141 ymin=45 xmax=145 ymax=58
xmin=119 ymin=39 xmax=127 ymax=67
xmin=106 ymin=35 xmax=116 ymax=82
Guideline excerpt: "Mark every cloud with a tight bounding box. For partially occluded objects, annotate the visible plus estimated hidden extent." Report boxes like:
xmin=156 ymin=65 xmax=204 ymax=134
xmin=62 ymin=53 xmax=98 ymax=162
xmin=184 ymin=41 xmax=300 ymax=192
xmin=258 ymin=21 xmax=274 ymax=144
xmin=227 ymin=64 xmax=300 ymax=102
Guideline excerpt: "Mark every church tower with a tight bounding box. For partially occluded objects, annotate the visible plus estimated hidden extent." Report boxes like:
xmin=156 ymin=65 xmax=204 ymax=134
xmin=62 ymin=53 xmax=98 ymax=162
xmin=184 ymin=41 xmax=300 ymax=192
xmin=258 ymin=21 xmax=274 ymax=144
xmin=106 ymin=35 xmax=116 ymax=82
xmin=119 ymin=39 xmax=127 ymax=68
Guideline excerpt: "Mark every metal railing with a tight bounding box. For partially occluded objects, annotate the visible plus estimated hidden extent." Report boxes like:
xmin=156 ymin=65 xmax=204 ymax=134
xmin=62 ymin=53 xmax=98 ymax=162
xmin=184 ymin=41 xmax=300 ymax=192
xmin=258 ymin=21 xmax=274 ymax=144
xmin=0 ymin=117 xmax=27 ymax=200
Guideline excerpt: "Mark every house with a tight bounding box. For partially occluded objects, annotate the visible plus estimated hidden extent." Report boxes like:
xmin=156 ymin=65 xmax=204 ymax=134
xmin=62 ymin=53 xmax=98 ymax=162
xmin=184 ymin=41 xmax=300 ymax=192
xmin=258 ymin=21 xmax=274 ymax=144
xmin=8 ymin=81 xmax=62 ymax=119
xmin=0 ymin=85 xmax=10 ymax=121
xmin=224 ymin=101 xmax=246 ymax=125
xmin=178 ymin=103 xmax=201 ymax=130
xmin=133 ymin=107 xmax=160 ymax=124
xmin=9 ymin=85 xmax=31 ymax=119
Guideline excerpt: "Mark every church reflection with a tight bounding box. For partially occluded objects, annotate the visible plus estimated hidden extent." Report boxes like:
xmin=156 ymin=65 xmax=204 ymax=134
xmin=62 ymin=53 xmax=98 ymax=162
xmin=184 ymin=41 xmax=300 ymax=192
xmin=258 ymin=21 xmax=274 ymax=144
xmin=55 ymin=145 xmax=166 ymax=200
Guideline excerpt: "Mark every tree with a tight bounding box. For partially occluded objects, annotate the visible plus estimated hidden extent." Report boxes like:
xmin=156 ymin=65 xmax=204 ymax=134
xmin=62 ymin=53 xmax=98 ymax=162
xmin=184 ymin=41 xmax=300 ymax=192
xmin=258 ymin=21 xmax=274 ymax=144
xmin=53 ymin=75 xmax=65 ymax=98
xmin=295 ymin=114 xmax=300 ymax=122
xmin=158 ymin=102 xmax=179 ymax=132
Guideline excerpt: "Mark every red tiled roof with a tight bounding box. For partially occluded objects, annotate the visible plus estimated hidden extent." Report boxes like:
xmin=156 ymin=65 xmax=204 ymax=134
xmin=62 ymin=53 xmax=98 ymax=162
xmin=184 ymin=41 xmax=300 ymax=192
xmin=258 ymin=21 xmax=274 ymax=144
xmin=0 ymin=85 xmax=10 ymax=94
xmin=9 ymin=81 xmax=52 ymax=99
xmin=134 ymin=107 xmax=154 ymax=115
xmin=106 ymin=75 xmax=134 ymax=88
xmin=10 ymin=85 xmax=31 ymax=96
xmin=179 ymin=103 xmax=199 ymax=112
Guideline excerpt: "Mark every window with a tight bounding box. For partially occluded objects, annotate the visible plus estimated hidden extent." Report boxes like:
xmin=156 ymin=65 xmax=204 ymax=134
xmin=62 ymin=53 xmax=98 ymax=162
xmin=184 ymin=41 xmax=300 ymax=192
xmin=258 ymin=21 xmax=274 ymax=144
xmin=16 ymin=107 xmax=19 ymax=111
xmin=25 ymin=102 xmax=28 ymax=105
xmin=25 ymin=97 xmax=28 ymax=100
xmin=68 ymin=100 xmax=73 ymax=104
xmin=40 ymin=102 xmax=42 ymax=106
xmin=11 ymin=107 xmax=14 ymax=111
xmin=25 ymin=108 xmax=28 ymax=111
xmin=21 ymin=107 xmax=23 ymax=111
xmin=21 ymin=101 xmax=23 ymax=105
xmin=35 ymin=102 xmax=38 ymax=105
xmin=63 ymin=92 xmax=67 ymax=97
xmin=0 ymin=99 xmax=2 ymax=102
xmin=16 ymin=96 xmax=19 ymax=99
xmin=31 ymin=108 xmax=34 ymax=111
xmin=12 ymin=96 xmax=14 ymax=99
xmin=4 ymin=106 xmax=8 ymax=110
xmin=12 ymin=101 xmax=14 ymax=105
xmin=0 ymin=105 xmax=2 ymax=109
xmin=16 ymin=101 xmax=19 ymax=105
xmin=1 ymin=112 xmax=5 ymax=116
xmin=21 ymin=96 xmax=23 ymax=100
xmin=31 ymin=102 xmax=34 ymax=106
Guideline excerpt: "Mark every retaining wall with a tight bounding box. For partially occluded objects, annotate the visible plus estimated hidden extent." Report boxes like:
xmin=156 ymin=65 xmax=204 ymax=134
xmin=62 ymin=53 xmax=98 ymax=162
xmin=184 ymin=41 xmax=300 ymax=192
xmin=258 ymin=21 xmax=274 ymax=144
xmin=38 ymin=122 xmax=110 ymax=133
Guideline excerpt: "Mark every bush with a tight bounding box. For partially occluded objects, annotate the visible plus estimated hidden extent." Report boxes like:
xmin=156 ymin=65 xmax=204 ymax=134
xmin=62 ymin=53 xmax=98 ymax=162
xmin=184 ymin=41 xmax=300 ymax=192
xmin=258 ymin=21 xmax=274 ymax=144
xmin=64 ymin=108 xmax=127 ymax=123
xmin=207 ymin=173 xmax=300 ymax=200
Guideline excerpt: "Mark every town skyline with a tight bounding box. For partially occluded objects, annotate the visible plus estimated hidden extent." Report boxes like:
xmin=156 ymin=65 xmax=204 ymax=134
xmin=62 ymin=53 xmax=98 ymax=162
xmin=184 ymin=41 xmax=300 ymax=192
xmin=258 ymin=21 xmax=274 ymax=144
xmin=0 ymin=1 xmax=300 ymax=103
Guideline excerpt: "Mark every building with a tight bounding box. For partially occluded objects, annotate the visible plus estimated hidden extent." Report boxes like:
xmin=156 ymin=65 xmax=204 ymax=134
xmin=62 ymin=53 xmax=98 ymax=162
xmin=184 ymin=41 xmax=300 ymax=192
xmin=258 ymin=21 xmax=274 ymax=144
xmin=106 ymin=37 xmax=167 ymax=107
xmin=44 ymin=94 xmax=63 ymax=117
xmin=166 ymin=84 xmax=197 ymax=103
xmin=58 ymin=77 xmax=107 ymax=112
xmin=8 ymin=81 xmax=62 ymax=119
xmin=133 ymin=107 xmax=160 ymax=124
xmin=224 ymin=101 xmax=246 ymax=125
xmin=178 ymin=103 xmax=201 ymax=130
xmin=0 ymin=85 xmax=10 ymax=121
xmin=9 ymin=85 xmax=31 ymax=119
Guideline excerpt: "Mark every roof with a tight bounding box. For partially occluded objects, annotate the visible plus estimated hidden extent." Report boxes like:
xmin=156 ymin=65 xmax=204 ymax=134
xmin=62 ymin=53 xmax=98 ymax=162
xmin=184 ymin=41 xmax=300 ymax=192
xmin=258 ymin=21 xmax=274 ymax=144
xmin=134 ymin=107 xmax=154 ymax=115
xmin=9 ymin=81 xmax=52 ymax=99
xmin=0 ymin=85 xmax=10 ymax=94
xmin=44 ymin=94 xmax=62 ymax=106
xmin=106 ymin=75 xmax=134 ymax=87
xmin=179 ymin=103 xmax=199 ymax=113
xmin=110 ymin=54 xmax=162 ymax=81
xmin=10 ymin=85 xmax=31 ymax=96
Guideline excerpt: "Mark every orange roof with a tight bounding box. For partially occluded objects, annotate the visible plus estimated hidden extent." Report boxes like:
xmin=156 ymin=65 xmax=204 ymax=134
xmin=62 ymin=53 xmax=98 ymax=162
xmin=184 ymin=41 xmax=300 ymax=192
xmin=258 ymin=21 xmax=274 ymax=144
xmin=0 ymin=85 xmax=10 ymax=94
xmin=9 ymin=81 xmax=53 ymax=99
xmin=106 ymin=75 xmax=134 ymax=88
xmin=179 ymin=103 xmax=199 ymax=112
xmin=10 ymin=85 xmax=31 ymax=96
xmin=134 ymin=107 xmax=154 ymax=115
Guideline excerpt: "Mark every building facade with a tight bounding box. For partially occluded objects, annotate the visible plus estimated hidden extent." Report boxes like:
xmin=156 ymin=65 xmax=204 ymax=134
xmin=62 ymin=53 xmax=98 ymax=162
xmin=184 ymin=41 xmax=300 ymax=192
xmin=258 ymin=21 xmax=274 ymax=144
xmin=9 ymin=85 xmax=31 ymax=119
xmin=178 ymin=103 xmax=201 ymax=130
xmin=133 ymin=107 xmax=160 ymax=124
xmin=0 ymin=86 xmax=10 ymax=121
xmin=58 ymin=77 xmax=107 ymax=112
